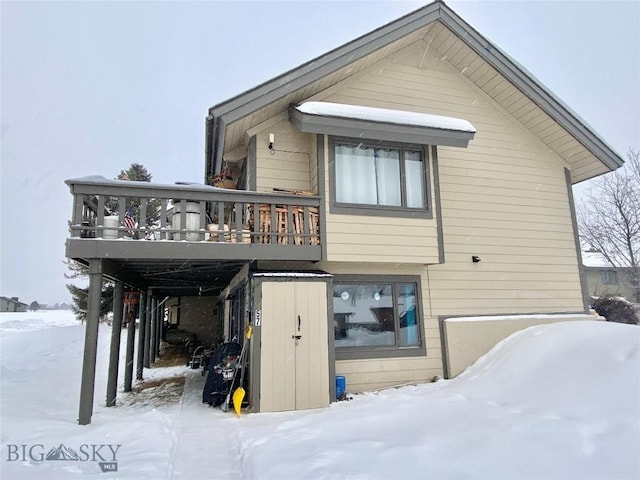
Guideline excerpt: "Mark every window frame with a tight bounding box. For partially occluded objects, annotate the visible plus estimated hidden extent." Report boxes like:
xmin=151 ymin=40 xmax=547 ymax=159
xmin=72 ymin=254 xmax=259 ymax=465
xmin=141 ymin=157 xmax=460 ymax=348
xmin=328 ymin=136 xmax=432 ymax=219
xmin=332 ymin=274 xmax=426 ymax=360
xmin=601 ymin=270 xmax=618 ymax=285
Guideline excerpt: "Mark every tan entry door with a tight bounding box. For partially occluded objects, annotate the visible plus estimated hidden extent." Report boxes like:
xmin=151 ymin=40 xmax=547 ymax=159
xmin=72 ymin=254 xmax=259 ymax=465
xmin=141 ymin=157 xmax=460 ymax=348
xmin=260 ymin=281 xmax=329 ymax=412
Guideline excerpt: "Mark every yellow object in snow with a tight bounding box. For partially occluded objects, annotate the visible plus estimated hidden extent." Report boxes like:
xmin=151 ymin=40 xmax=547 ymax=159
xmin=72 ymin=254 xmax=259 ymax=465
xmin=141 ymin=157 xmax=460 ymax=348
xmin=232 ymin=387 xmax=245 ymax=416
xmin=232 ymin=325 xmax=252 ymax=416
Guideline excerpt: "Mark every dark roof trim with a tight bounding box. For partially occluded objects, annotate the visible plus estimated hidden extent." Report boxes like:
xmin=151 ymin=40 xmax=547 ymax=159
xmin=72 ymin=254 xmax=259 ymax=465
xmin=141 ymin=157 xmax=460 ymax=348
xmin=289 ymin=103 xmax=475 ymax=148
xmin=437 ymin=6 xmax=623 ymax=172
xmin=208 ymin=4 xmax=441 ymax=121
xmin=206 ymin=3 xmax=442 ymax=178
xmin=206 ymin=0 xmax=623 ymax=180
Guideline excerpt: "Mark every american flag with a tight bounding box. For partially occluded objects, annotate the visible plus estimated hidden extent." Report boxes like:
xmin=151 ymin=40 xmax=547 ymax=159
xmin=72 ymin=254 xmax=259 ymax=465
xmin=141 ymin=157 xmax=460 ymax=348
xmin=124 ymin=206 xmax=136 ymax=234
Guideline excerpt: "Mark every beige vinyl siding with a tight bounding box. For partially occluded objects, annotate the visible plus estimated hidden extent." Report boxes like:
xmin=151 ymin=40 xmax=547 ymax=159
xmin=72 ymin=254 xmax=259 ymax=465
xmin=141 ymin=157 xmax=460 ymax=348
xmin=335 ymin=355 xmax=443 ymax=393
xmin=318 ymin=45 xmax=582 ymax=315
xmin=252 ymin=41 xmax=585 ymax=392
xmin=319 ymin=262 xmax=442 ymax=393
xmin=321 ymin=134 xmax=440 ymax=264
xmin=255 ymin=119 xmax=315 ymax=193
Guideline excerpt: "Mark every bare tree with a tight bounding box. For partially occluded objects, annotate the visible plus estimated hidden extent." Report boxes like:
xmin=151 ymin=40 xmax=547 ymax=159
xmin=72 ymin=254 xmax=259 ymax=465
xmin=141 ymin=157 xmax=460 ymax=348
xmin=578 ymin=149 xmax=640 ymax=302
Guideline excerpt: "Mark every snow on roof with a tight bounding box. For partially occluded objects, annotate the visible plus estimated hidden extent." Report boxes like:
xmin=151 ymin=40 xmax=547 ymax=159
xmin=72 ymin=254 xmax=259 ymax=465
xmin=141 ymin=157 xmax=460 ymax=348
xmin=296 ymin=101 xmax=476 ymax=133
xmin=253 ymin=272 xmax=333 ymax=278
xmin=445 ymin=313 xmax=594 ymax=323
xmin=582 ymin=251 xmax=611 ymax=268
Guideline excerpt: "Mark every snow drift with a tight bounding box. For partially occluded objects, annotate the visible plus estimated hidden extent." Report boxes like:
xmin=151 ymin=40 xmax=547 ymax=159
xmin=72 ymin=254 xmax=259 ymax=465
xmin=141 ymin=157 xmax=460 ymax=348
xmin=1 ymin=312 xmax=638 ymax=479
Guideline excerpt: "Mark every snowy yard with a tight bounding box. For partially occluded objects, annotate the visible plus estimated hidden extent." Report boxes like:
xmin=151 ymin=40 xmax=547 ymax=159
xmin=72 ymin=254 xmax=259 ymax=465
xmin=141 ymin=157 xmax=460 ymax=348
xmin=1 ymin=311 xmax=638 ymax=479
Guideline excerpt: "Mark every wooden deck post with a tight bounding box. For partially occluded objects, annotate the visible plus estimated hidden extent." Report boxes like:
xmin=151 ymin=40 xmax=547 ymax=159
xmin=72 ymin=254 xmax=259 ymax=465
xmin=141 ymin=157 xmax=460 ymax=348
xmin=123 ymin=299 xmax=136 ymax=392
xmin=136 ymin=292 xmax=146 ymax=380
xmin=106 ymin=281 xmax=124 ymax=406
xmin=143 ymin=291 xmax=152 ymax=368
xmin=155 ymin=297 xmax=162 ymax=359
xmin=149 ymin=297 xmax=157 ymax=362
xmin=78 ymin=259 xmax=103 ymax=425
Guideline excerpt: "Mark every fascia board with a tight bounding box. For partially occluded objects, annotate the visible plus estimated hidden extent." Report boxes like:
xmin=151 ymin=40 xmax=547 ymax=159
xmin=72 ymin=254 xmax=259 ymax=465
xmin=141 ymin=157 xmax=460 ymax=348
xmin=207 ymin=4 xmax=441 ymax=122
xmin=206 ymin=2 xmax=441 ymax=178
xmin=206 ymin=0 xmax=623 ymax=180
xmin=437 ymin=4 xmax=624 ymax=172
xmin=289 ymin=106 xmax=475 ymax=148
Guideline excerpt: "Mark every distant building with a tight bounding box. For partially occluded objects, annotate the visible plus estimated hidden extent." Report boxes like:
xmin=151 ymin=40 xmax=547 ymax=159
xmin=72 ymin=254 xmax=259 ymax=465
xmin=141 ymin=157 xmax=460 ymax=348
xmin=0 ymin=296 xmax=28 ymax=312
xmin=582 ymin=251 xmax=638 ymax=303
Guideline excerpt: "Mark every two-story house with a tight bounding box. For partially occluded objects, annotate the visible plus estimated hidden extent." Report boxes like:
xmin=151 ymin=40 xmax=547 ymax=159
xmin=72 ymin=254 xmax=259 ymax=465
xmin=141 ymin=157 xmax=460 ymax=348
xmin=583 ymin=251 xmax=639 ymax=303
xmin=66 ymin=1 xmax=624 ymax=424
xmin=0 ymin=296 xmax=28 ymax=313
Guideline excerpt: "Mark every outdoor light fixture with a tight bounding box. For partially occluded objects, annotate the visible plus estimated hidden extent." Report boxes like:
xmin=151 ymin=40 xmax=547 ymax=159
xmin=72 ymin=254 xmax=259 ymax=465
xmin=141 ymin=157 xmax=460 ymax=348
xmin=472 ymin=255 xmax=481 ymax=263
xmin=268 ymin=133 xmax=275 ymax=154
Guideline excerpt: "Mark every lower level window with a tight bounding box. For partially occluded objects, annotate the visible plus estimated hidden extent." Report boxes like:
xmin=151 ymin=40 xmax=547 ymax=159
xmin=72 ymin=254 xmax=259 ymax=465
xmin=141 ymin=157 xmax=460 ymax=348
xmin=333 ymin=277 xmax=424 ymax=359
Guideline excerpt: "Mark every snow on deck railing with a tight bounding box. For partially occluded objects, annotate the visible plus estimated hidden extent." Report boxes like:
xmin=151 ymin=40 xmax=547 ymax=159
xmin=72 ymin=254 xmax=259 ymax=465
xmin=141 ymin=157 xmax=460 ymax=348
xmin=66 ymin=177 xmax=321 ymax=246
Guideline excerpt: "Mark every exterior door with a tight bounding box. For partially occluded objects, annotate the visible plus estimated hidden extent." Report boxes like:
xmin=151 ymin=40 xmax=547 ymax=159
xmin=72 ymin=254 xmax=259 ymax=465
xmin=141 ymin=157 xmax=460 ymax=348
xmin=260 ymin=281 xmax=329 ymax=412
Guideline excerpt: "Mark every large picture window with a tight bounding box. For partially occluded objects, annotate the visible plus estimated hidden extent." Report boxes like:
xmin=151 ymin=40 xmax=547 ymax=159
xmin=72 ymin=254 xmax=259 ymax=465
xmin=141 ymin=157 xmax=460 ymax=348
xmin=333 ymin=276 xmax=425 ymax=360
xmin=330 ymin=138 xmax=430 ymax=217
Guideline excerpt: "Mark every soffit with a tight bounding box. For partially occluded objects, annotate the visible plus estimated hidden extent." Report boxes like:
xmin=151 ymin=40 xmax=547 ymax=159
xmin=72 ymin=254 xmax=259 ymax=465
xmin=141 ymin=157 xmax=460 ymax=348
xmin=425 ymin=22 xmax=612 ymax=183
xmin=221 ymin=24 xmax=435 ymax=158
xmin=215 ymin=4 xmax=621 ymax=184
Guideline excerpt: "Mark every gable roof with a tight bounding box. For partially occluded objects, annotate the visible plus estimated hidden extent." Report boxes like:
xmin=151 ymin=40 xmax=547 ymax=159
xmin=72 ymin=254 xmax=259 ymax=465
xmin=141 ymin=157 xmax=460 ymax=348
xmin=206 ymin=0 xmax=624 ymax=184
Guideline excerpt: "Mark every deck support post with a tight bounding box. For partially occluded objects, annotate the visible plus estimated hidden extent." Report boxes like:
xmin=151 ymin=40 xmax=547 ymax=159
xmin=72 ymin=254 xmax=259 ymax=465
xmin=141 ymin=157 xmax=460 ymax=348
xmin=136 ymin=292 xmax=146 ymax=380
xmin=78 ymin=259 xmax=103 ymax=425
xmin=123 ymin=296 xmax=136 ymax=392
xmin=149 ymin=296 xmax=157 ymax=362
xmin=143 ymin=290 xmax=152 ymax=368
xmin=154 ymin=297 xmax=162 ymax=359
xmin=106 ymin=281 xmax=124 ymax=405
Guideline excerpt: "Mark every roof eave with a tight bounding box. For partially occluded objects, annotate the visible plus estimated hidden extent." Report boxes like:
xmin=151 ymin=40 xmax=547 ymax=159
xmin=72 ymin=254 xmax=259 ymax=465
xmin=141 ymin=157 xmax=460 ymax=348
xmin=207 ymin=2 xmax=442 ymax=122
xmin=436 ymin=3 xmax=624 ymax=174
xmin=205 ymin=0 xmax=624 ymax=181
xmin=205 ymin=2 xmax=443 ymax=171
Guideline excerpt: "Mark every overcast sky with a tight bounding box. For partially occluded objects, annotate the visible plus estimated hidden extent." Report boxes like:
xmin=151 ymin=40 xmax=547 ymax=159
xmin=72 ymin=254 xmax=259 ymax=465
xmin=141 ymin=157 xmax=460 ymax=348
xmin=1 ymin=1 xmax=639 ymax=305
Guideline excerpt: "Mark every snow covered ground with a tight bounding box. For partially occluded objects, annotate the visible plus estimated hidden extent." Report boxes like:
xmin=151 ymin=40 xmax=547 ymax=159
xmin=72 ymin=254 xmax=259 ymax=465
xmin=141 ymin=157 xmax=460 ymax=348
xmin=1 ymin=311 xmax=638 ymax=479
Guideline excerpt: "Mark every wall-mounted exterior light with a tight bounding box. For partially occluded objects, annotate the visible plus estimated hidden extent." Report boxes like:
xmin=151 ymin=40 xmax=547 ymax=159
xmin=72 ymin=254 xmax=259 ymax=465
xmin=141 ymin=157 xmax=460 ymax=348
xmin=268 ymin=133 xmax=275 ymax=154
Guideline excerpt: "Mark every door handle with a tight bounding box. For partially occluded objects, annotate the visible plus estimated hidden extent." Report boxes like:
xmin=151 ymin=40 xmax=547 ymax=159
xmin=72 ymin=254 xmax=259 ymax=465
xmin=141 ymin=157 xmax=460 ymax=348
xmin=298 ymin=315 xmax=301 ymax=331
xmin=292 ymin=335 xmax=302 ymax=340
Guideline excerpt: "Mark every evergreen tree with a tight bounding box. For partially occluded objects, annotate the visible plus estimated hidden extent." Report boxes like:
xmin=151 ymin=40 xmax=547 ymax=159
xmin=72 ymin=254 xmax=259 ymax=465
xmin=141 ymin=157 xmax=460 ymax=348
xmin=29 ymin=301 xmax=40 ymax=311
xmin=66 ymin=163 xmax=158 ymax=320
xmin=105 ymin=163 xmax=160 ymax=227
xmin=66 ymin=274 xmax=114 ymax=323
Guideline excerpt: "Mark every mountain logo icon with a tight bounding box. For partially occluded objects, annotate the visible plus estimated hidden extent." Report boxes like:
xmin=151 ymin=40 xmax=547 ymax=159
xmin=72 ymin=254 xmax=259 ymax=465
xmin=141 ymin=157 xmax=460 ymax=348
xmin=45 ymin=444 xmax=80 ymax=461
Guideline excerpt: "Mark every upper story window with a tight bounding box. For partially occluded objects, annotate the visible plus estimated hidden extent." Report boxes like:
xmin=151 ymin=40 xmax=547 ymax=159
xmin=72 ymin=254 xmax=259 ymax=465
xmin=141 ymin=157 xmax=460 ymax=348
xmin=329 ymin=137 xmax=431 ymax=218
xmin=601 ymin=270 xmax=618 ymax=285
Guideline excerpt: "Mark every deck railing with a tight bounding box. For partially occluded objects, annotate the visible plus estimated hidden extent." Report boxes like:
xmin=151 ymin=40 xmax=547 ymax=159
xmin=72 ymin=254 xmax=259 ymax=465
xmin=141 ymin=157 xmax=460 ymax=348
xmin=66 ymin=177 xmax=321 ymax=246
